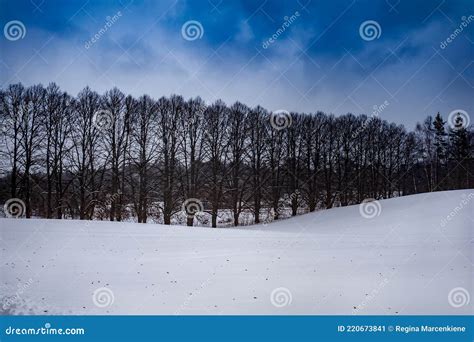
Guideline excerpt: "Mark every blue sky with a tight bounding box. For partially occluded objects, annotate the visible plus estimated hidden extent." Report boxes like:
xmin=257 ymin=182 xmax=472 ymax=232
xmin=1 ymin=0 xmax=473 ymax=128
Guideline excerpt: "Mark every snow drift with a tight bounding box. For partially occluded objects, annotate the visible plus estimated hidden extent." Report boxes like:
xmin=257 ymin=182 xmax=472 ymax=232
xmin=1 ymin=190 xmax=472 ymax=315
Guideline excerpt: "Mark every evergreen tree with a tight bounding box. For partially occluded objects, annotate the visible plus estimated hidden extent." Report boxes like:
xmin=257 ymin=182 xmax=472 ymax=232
xmin=449 ymin=113 xmax=470 ymax=188
xmin=433 ymin=112 xmax=447 ymax=188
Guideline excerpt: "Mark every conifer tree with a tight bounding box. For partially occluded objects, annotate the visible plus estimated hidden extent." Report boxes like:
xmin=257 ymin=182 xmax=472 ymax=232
xmin=449 ymin=113 xmax=470 ymax=188
xmin=433 ymin=112 xmax=447 ymax=188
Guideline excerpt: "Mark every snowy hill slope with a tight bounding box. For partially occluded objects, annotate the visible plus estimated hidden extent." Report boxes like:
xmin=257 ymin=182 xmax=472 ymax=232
xmin=1 ymin=190 xmax=473 ymax=315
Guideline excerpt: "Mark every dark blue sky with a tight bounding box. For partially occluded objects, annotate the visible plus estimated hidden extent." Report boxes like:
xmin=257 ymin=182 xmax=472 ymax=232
xmin=1 ymin=0 xmax=473 ymax=128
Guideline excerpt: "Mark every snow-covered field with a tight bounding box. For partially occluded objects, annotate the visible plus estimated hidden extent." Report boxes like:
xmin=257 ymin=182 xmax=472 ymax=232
xmin=1 ymin=190 xmax=473 ymax=315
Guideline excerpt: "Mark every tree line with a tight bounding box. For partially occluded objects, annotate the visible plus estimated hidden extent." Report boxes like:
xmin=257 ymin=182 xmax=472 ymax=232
xmin=0 ymin=83 xmax=472 ymax=227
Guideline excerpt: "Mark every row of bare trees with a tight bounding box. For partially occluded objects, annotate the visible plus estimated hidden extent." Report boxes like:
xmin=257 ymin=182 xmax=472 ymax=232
xmin=1 ymin=83 xmax=472 ymax=226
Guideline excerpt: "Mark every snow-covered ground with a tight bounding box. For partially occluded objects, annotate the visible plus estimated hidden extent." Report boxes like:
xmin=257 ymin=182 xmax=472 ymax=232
xmin=1 ymin=190 xmax=473 ymax=315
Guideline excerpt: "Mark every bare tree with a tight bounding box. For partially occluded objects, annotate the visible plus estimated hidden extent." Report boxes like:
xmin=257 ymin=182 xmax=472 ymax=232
xmin=1 ymin=82 xmax=472 ymax=226
xmin=128 ymin=95 xmax=159 ymax=223
xmin=70 ymin=87 xmax=104 ymax=219
xmin=285 ymin=113 xmax=304 ymax=216
xmin=156 ymin=95 xmax=183 ymax=225
xmin=102 ymin=88 xmax=131 ymax=221
xmin=42 ymin=83 xmax=74 ymax=218
xmin=301 ymin=112 xmax=324 ymax=212
xmin=246 ymin=106 xmax=268 ymax=223
xmin=203 ymin=100 xmax=229 ymax=227
xmin=178 ymin=97 xmax=206 ymax=226
xmin=227 ymin=102 xmax=249 ymax=226
xmin=0 ymin=84 xmax=25 ymax=199
xmin=19 ymin=85 xmax=46 ymax=217
xmin=267 ymin=116 xmax=285 ymax=220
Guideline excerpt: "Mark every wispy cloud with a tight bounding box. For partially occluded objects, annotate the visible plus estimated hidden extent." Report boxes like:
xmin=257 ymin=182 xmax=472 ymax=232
xmin=0 ymin=0 xmax=473 ymax=127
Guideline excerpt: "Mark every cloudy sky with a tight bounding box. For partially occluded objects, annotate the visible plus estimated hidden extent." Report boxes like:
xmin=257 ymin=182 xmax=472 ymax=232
xmin=1 ymin=0 xmax=473 ymax=128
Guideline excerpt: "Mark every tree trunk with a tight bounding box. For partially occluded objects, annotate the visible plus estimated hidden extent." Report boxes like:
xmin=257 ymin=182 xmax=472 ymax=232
xmin=187 ymin=216 xmax=194 ymax=226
